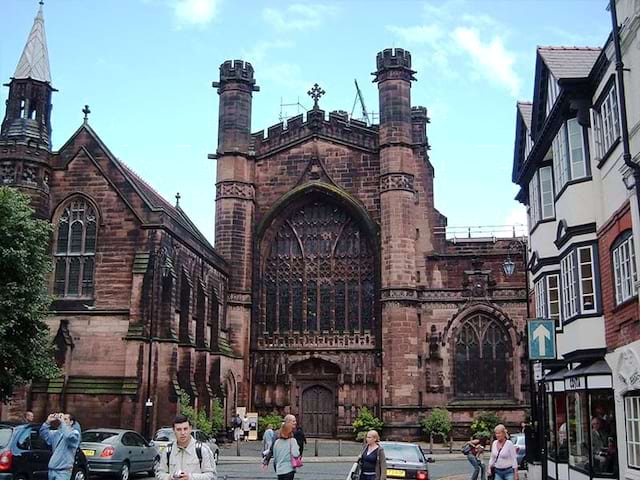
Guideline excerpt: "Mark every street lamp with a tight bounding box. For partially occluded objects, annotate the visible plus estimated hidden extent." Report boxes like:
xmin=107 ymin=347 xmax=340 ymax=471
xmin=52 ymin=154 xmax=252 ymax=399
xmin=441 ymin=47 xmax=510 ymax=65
xmin=144 ymin=247 xmax=171 ymax=440
xmin=502 ymin=238 xmax=541 ymax=466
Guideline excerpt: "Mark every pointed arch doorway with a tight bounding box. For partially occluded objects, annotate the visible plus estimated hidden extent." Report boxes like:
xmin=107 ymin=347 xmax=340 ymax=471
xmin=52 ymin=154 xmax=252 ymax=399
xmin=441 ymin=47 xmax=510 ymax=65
xmin=291 ymin=358 xmax=339 ymax=437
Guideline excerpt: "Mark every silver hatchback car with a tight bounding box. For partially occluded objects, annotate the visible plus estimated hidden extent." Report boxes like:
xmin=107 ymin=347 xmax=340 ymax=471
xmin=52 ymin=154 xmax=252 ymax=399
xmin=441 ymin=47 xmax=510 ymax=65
xmin=80 ymin=429 xmax=159 ymax=480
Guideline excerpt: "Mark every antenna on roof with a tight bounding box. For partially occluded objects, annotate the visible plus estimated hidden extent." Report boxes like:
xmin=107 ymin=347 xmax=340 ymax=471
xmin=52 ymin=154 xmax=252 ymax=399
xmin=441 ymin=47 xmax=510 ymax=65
xmin=279 ymin=97 xmax=309 ymax=125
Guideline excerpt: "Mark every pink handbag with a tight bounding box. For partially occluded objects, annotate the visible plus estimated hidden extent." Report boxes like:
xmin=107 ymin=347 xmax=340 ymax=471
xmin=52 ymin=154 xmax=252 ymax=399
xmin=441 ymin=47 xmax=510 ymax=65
xmin=290 ymin=439 xmax=304 ymax=468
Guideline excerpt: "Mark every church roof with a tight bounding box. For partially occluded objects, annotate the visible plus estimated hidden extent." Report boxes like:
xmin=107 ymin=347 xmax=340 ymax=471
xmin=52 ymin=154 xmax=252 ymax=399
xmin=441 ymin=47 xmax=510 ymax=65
xmin=14 ymin=5 xmax=52 ymax=83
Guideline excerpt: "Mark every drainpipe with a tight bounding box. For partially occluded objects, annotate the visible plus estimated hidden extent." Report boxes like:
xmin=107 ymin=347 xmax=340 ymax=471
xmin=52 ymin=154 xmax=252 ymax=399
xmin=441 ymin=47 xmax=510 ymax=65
xmin=610 ymin=0 xmax=640 ymax=205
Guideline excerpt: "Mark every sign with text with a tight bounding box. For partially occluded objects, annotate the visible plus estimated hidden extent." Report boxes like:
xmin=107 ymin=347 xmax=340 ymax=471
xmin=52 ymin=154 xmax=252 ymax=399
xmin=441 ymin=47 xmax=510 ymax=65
xmin=528 ymin=318 xmax=556 ymax=360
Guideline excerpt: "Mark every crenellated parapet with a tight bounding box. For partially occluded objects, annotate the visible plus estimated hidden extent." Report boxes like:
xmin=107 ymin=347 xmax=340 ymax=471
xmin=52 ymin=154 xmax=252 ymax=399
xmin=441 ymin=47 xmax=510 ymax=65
xmin=212 ymin=60 xmax=259 ymax=93
xmin=373 ymin=48 xmax=417 ymax=82
xmin=251 ymin=110 xmax=379 ymax=157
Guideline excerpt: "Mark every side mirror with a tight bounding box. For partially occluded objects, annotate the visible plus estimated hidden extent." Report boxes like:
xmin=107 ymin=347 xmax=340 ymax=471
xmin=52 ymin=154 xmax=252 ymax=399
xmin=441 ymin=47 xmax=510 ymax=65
xmin=427 ymin=457 xmax=435 ymax=463
xmin=148 ymin=440 xmax=155 ymax=447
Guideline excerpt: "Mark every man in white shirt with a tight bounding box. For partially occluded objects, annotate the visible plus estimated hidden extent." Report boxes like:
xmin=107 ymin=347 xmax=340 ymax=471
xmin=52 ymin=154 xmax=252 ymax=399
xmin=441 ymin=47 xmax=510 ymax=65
xmin=156 ymin=415 xmax=217 ymax=480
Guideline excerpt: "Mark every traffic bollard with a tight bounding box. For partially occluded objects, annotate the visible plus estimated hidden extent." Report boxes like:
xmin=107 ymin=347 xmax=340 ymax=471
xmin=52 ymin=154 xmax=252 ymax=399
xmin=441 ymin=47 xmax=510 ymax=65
xmin=236 ymin=439 xmax=240 ymax=456
xmin=315 ymin=438 xmax=319 ymax=457
xmin=338 ymin=439 xmax=342 ymax=456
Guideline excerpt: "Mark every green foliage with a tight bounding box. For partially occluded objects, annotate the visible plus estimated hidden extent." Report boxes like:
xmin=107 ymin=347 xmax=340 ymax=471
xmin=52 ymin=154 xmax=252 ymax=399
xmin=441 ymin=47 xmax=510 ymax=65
xmin=258 ymin=412 xmax=284 ymax=437
xmin=421 ymin=408 xmax=452 ymax=438
xmin=470 ymin=411 xmax=503 ymax=439
xmin=179 ymin=393 xmax=224 ymax=436
xmin=352 ymin=406 xmax=384 ymax=441
xmin=0 ymin=187 xmax=58 ymax=401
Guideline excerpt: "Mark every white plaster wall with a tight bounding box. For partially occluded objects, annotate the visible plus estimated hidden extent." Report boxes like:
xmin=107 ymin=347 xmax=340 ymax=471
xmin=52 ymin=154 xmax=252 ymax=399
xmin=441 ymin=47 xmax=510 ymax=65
xmin=556 ymin=316 xmax=606 ymax=358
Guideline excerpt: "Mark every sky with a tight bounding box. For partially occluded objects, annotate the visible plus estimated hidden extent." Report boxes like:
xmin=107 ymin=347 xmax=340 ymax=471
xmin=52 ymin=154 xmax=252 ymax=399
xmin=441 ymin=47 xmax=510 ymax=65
xmin=1 ymin=0 xmax=612 ymax=244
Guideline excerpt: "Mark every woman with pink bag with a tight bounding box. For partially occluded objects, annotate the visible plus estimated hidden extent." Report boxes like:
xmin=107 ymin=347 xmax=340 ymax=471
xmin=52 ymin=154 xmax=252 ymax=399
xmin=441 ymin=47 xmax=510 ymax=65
xmin=262 ymin=414 xmax=303 ymax=480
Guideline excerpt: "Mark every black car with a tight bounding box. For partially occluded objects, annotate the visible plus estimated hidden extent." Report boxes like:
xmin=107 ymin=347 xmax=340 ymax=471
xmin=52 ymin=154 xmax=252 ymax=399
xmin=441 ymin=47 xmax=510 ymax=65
xmin=0 ymin=422 xmax=88 ymax=480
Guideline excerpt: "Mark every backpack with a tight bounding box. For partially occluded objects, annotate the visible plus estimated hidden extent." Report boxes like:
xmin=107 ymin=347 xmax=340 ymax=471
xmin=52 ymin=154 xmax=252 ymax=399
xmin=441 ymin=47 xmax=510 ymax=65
xmin=166 ymin=441 xmax=203 ymax=469
xmin=462 ymin=443 xmax=473 ymax=455
xmin=232 ymin=416 xmax=242 ymax=428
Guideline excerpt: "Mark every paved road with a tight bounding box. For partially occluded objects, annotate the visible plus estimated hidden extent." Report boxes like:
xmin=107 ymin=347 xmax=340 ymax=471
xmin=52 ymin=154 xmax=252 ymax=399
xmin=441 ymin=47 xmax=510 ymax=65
xmin=134 ymin=459 xmax=471 ymax=480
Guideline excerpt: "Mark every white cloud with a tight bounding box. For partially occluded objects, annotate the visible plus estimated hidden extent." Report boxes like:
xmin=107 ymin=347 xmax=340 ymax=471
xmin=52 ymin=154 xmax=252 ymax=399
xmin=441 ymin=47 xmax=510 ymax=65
xmin=241 ymin=40 xmax=295 ymax=64
xmin=503 ymin=205 xmax=528 ymax=229
xmin=385 ymin=25 xmax=444 ymax=47
xmin=452 ymin=27 xmax=521 ymax=97
xmin=263 ymin=3 xmax=338 ymax=31
xmin=172 ymin=0 xmax=219 ymax=27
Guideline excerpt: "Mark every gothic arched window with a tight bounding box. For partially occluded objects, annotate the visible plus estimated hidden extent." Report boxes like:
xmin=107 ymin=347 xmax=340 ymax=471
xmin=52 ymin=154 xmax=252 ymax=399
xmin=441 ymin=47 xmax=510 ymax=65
xmin=262 ymin=200 xmax=375 ymax=334
xmin=454 ymin=314 xmax=511 ymax=399
xmin=53 ymin=198 xmax=97 ymax=298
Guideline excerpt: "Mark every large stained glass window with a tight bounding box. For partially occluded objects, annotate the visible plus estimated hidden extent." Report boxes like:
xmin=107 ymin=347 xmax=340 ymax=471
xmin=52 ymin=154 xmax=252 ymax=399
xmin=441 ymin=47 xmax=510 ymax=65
xmin=53 ymin=198 xmax=97 ymax=298
xmin=454 ymin=314 xmax=511 ymax=398
xmin=262 ymin=201 xmax=375 ymax=334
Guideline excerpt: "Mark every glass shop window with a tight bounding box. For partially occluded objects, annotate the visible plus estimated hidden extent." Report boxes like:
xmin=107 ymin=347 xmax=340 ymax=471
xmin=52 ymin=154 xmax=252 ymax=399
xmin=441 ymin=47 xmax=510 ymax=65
xmin=568 ymin=390 xmax=590 ymax=471
xmin=590 ymin=391 xmax=617 ymax=476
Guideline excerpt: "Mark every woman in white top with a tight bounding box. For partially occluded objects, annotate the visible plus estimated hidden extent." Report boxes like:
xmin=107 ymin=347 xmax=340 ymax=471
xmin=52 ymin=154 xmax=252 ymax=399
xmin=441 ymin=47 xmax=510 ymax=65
xmin=488 ymin=424 xmax=519 ymax=480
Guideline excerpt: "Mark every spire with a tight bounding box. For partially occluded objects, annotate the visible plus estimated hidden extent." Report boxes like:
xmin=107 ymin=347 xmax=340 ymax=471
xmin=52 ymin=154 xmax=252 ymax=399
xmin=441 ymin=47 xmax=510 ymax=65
xmin=14 ymin=3 xmax=51 ymax=83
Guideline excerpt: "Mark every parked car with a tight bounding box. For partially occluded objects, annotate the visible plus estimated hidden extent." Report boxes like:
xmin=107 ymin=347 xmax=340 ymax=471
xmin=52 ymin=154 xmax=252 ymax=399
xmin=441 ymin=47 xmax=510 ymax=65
xmin=0 ymin=422 xmax=88 ymax=480
xmin=153 ymin=427 xmax=219 ymax=464
xmin=80 ymin=429 xmax=158 ymax=479
xmin=346 ymin=441 xmax=433 ymax=480
xmin=511 ymin=433 xmax=527 ymax=468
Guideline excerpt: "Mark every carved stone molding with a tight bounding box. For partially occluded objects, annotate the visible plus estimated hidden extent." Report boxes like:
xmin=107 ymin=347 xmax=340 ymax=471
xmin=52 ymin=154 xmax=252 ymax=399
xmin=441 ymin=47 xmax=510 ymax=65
xmin=380 ymin=173 xmax=414 ymax=193
xmin=381 ymin=288 xmax=418 ymax=302
xmin=228 ymin=292 xmax=252 ymax=306
xmin=215 ymin=181 xmax=255 ymax=200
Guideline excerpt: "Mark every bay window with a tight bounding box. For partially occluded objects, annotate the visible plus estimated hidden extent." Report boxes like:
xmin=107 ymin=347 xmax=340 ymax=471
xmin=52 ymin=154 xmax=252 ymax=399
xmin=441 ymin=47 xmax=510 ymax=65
xmin=529 ymin=166 xmax=555 ymax=226
xmin=553 ymin=118 xmax=588 ymax=192
xmin=560 ymin=245 xmax=598 ymax=321
xmin=593 ymin=84 xmax=621 ymax=158
xmin=534 ymin=273 xmax=561 ymax=326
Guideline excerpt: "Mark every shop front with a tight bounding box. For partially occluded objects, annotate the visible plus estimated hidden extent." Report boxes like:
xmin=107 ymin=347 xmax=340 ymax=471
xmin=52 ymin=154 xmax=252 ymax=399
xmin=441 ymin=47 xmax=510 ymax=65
xmin=544 ymin=360 xmax=618 ymax=480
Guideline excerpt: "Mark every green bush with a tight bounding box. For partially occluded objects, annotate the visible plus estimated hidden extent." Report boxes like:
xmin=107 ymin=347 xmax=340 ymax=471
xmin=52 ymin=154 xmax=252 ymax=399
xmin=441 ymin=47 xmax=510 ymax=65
xmin=352 ymin=406 xmax=384 ymax=441
xmin=179 ymin=393 xmax=224 ymax=436
xmin=421 ymin=408 xmax=451 ymax=439
xmin=470 ymin=411 xmax=503 ymax=438
xmin=258 ymin=412 xmax=284 ymax=438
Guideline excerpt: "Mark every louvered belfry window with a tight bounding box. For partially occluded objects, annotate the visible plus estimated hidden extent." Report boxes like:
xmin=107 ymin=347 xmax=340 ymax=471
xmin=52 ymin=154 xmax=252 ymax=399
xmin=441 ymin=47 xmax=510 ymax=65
xmin=454 ymin=314 xmax=511 ymax=398
xmin=262 ymin=201 xmax=375 ymax=334
xmin=53 ymin=198 xmax=97 ymax=298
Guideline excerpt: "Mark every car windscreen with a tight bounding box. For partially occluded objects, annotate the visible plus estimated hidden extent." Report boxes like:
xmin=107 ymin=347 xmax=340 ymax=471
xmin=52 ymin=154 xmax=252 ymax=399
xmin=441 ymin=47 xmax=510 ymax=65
xmin=511 ymin=435 xmax=525 ymax=445
xmin=81 ymin=431 xmax=120 ymax=443
xmin=154 ymin=429 xmax=176 ymax=442
xmin=0 ymin=427 xmax=12 ymax=449
xmin=382 ymin=444 xmax=423 ymax=463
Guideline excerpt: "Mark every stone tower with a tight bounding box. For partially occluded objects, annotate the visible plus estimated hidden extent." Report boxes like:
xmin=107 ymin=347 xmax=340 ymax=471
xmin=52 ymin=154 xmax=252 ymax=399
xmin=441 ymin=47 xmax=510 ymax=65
xmin=0 ymin=4 xmax=55 ymax=218
xmin=212 ymin=60 xmax=259 ymax=404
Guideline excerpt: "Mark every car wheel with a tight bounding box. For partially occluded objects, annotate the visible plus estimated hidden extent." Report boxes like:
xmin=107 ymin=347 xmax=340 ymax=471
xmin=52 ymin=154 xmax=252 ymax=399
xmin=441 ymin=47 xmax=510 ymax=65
xmin=148 ymin=456 xmax=160 ymax=476
xmin=72 ymin=468 xmax=87 ymax=480
xmin=120 ymin=461 xmax=130 ymax=480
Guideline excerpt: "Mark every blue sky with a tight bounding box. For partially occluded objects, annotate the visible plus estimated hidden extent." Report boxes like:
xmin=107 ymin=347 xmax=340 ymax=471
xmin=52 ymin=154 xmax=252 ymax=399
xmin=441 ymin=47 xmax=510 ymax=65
xmin=1 ymin=0 xmax=611 ymax=243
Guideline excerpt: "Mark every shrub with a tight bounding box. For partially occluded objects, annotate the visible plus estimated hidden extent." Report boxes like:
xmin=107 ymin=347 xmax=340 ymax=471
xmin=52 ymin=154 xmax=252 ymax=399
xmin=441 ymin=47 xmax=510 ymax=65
xmin=470 ymin=411 xmax=503 ymax=438
xmin=352 ymin=406 xmax=384 ymax=441
xmin=421 ymin=408 xmax=451 ymax=439
xmin=179 ymin=393 xmax=224 ymax=436
xmin=258 ymin=412 xmax=284 ymax=438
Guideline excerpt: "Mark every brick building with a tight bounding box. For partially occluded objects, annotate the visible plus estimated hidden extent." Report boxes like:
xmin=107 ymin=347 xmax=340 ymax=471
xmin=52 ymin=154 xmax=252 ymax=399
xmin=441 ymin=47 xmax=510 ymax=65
xmin=1 ymin=5 xmax=529 ymax=438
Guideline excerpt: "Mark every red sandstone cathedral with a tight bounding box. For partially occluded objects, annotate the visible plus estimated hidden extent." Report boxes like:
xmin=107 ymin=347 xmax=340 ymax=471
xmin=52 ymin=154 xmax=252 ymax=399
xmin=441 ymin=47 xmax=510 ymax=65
xmin=1 ymin=6 xmax=528 ymax=438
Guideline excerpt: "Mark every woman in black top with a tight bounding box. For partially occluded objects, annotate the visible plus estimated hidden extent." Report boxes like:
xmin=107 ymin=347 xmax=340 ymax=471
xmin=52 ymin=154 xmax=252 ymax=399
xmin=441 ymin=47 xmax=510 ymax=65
xmin=357 ymin=430 xmax=387 ymax=480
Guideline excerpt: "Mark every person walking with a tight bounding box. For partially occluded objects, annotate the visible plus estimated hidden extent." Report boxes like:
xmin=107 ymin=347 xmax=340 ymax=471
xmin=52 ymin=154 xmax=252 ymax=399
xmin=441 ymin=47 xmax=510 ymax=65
xmin=39 ymin=412 xmax=81 ymax=480
xmin=242 ymin=415 xmax=251 ymax=442
xmin=263 ymin=424 xmax=276 ymax=457
xmin=156 ymin=414 xmax=216 ymax=480
xmin=232 ymin=413 xmax=242 ymax=442
xmin=488 ymin=425 xmax=519 ymax=480
xmin=293 ymin=425 xmax=307 ymax=456
xmin=262 ymin=414 xmax=301 ymax=480
xmin=355 ymin=430 xmax=387 ymax=480
xmin=463 ymin=438 xmax=486 ymax=480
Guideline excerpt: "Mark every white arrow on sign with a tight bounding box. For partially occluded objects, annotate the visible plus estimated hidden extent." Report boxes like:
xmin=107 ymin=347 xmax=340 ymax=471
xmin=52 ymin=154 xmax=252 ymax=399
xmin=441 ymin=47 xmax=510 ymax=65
xmin=533 ymin=324 xmax=551 ymax=356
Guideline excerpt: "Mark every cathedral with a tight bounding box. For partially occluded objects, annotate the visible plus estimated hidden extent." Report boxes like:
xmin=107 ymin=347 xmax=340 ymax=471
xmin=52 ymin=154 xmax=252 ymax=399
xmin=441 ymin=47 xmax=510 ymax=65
xmin=1 ymin=5 xmax=529 ymax=438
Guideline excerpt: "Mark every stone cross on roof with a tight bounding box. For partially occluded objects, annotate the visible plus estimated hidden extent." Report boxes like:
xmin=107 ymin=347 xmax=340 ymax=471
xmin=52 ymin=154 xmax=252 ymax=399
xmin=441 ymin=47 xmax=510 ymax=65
xmin=307 ymin=83 xmax=325 ymax=109
xmin=82 ymin=105 xmax=91 ymax=123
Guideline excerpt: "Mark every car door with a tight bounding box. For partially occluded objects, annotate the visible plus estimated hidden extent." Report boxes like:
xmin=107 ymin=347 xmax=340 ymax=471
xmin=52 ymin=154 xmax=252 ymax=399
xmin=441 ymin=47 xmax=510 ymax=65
xmin=131 ymin=432 xmax=154 ymax=470
xmin=121 ymin=432 xmax=143 ymax=473
xmin=29 ymin=426 xmax=52 ymax=480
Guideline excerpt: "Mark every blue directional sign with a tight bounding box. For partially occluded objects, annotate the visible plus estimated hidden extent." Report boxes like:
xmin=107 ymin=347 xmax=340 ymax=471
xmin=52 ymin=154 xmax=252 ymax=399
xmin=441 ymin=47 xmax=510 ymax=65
xmin=528 ymin=319 xmax=556 ymax=360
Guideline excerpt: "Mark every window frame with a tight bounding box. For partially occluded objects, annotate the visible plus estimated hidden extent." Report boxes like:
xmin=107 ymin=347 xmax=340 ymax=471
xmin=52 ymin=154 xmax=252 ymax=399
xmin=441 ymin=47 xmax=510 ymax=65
xmin=560 ymin=244 xmax=599 ymax=322
xmin=593 ymin=80 xmax=621 ymax=161
xmin=612 ymin=231 xmax=638 ymax=306
xmin=552 ymin=118 xmax=590 ymax=195
xmin=625 ymin=392 xmax=640 ymax=470
xmin=533 ymin=273 xmax=562 ymax=328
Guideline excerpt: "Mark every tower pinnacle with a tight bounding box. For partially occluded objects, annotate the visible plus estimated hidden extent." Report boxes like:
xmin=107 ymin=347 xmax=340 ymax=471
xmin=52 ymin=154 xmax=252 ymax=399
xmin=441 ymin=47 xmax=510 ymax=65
xmin=14 ymin=3 xmax=51 ymax=83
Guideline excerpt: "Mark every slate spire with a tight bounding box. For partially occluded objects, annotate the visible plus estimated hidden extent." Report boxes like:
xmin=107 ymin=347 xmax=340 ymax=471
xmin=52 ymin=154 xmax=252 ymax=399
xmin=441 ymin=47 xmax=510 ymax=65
xmin=14 ymin=3 xmax=51 ymax=83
